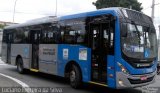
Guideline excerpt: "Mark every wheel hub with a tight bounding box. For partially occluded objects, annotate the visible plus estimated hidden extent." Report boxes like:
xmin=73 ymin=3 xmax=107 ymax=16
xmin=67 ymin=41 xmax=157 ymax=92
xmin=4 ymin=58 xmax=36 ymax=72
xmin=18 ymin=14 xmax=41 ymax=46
xmin=70 ymin=70 xmax=76 ymax=82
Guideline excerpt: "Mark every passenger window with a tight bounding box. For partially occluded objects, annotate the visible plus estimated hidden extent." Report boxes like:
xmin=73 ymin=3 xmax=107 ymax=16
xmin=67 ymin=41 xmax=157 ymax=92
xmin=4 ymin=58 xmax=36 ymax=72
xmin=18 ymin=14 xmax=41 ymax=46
xmin=13 ymin=28 xmax=25 ymax=43
xmin=64 ymin=26 xmax=75 ymax=43
xmin=60 ymin=19 xmax=86 ymax=44
xmin=77 ymin=30 xmax=86 ymax=43
xmin=42 ymin=24 xmax=59 ymax=44
xmin=63 ymin=26 xmax=86 ymax=44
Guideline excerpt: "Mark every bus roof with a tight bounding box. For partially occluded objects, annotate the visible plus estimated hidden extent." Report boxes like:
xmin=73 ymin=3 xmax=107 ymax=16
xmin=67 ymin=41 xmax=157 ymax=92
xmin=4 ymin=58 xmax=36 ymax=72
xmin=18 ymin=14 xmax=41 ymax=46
xmin=4 ymin=16 xmax=58 ymax=29
xmin=4 ymin=7 xmax=147 ymax=29
xmin=4 ymin=7 xmax=123 ymax=29
xmin=59 ymin=7 xmax=121 ymax=20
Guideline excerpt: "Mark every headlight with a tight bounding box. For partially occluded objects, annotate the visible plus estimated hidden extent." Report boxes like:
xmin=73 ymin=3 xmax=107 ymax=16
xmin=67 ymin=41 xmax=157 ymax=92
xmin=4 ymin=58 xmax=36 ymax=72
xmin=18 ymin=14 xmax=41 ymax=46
xmin=118 ymin=79 xmax=125 ymax=87
xmin=118 ymin=62 xmax=129 ymax=74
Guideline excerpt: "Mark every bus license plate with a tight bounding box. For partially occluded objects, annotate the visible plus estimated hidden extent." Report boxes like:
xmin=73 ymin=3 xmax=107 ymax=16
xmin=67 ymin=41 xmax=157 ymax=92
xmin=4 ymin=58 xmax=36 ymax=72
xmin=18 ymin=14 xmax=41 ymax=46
xmin=140 ymin=76 xmax=147 ymax=80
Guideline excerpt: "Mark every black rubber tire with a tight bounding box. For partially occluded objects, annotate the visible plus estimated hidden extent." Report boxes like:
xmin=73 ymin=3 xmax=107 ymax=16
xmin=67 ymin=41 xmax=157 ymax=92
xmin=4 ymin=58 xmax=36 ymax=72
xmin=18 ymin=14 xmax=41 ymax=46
xmin=157 ymin=66 xmax=160 ymax=75
xmin=69 ymin=65 xmax=82 ymax=88
xmin=17 ymin=58 xmax=25 ymax=74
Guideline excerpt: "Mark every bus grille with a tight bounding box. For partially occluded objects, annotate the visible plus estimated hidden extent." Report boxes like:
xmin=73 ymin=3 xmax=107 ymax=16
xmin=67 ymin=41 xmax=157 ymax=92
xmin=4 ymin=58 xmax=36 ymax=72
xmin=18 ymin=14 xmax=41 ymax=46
xmin=128 ymin=76 xmax=154 ymax=84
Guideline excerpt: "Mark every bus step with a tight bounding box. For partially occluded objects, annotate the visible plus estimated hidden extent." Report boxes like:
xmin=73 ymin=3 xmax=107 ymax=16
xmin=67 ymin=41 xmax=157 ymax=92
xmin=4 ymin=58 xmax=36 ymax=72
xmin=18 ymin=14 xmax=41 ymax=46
xmin=30 ymin=69 xmax=39 ymax=72
xmin=89 ymin=81 xmax=107 ymax=87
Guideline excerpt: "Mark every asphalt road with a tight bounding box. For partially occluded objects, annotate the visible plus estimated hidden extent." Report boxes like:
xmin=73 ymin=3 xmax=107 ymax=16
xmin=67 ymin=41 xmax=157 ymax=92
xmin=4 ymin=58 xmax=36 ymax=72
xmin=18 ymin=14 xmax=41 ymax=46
xmin=0 ymin=59 xmax=159 ymax=93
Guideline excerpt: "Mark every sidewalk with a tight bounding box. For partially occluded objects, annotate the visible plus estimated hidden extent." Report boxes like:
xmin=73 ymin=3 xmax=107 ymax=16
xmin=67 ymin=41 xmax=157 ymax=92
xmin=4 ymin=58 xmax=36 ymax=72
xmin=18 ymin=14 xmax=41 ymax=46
xmin=0 ymin=57 xmax=4 ymax=64
xmin=147 ymin=75 xmax=160 ymax=87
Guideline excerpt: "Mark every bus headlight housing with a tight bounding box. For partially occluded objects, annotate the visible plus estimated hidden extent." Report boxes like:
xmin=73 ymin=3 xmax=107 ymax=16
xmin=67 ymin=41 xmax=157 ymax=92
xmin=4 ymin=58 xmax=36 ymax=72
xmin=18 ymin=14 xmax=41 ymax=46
xmin=118 ymin=62 xmax=129 ymax=74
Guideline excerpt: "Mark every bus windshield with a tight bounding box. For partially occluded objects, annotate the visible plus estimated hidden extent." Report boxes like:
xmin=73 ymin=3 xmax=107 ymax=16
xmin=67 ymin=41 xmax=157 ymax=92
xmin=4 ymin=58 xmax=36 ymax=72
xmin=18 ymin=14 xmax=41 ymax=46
xmin=121 ymin=23 xmax=157 ymax=60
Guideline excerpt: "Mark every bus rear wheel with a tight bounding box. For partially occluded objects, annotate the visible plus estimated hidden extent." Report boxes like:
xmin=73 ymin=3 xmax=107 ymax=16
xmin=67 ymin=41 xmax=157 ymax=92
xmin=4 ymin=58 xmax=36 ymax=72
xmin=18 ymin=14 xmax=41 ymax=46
xmin=17 ymin=58 xmax=25 ymax=74
xmin=69 ymin=65 xmax=82 ymax=88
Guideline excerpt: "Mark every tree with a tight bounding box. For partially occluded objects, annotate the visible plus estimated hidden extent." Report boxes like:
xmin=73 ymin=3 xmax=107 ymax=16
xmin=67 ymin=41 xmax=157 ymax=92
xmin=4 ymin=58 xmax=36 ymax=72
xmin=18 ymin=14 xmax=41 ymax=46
xmin=93 ymin=0 xmax=143 ymax=11
xmin=0 ymin=24 xmax=5 ymax=29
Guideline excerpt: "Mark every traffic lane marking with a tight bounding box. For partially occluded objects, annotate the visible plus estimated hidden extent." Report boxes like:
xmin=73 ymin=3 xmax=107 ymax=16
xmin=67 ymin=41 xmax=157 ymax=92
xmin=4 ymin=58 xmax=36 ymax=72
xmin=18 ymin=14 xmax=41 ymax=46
xmin=0 ymin=73 xmax=32 ymax=93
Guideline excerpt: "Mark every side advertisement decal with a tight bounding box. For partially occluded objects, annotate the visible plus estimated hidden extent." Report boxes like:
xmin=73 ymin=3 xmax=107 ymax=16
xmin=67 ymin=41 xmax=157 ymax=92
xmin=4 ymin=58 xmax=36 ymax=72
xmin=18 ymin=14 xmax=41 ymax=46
xmin=79 ymin=48 xmax=87 ymax=61
xmin=63 ymin=49 xmax=68 ymax=60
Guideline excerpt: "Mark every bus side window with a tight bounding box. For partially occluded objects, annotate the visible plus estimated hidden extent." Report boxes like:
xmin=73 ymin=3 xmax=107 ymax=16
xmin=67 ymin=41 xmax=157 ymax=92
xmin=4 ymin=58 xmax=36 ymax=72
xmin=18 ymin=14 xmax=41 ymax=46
xmin=47 ymin=31 xmax=53 ymax=43
xmin=60 ymin=19 xmax=86 ymax=44
xmin=7 ymin=32 xmax=13 ymax=43
xmin=42 ymin=31 xmax=46 ymax=43
xmin=34 ymin=33 xmax=37 ymax=40
xmin=64 ymin=26 xmax=76 ymax=43
xmin=62 ymin=25 xmax=75 ymax=44
xmin=60 ymin=30 xmax=64 ymax=43
xmin=24 ymin=29 xmax=29 ymax=43
xmin=13 ymin=29 xmax=25 ymax=43
xmin=2 ymin=30 xmax=7 ymax=43
xmin=63 ymin=26 xmax=86 ymax=44
xmin=41 ymin=24 xmax=59 ymax=44
xmin=53 ymin=26 xmax=60 ymax=43
xmin=48 ymin=25 xmax=59 ymax=43
xmin=76 ymin=30 xmax=86 ymax=43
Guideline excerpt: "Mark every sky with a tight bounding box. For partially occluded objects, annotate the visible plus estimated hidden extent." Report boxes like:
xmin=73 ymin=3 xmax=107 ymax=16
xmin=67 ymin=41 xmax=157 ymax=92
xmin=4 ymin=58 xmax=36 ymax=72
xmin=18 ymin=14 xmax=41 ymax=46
xmin=0 ymin=0 xmax=159 ymax=30
xmin=139 ymin=0 xmax=160 ymax=31
xmin=0 ymin=0 xmax=97 ymax=23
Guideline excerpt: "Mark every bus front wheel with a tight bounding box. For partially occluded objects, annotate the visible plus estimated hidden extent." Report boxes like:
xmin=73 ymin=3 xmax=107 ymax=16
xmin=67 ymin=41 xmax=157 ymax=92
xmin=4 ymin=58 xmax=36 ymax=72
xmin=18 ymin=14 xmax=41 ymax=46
xmin=17 ymin=58 xmax=25 ymax=74
xmin=69 ymin=65 xmax=82 ymax=88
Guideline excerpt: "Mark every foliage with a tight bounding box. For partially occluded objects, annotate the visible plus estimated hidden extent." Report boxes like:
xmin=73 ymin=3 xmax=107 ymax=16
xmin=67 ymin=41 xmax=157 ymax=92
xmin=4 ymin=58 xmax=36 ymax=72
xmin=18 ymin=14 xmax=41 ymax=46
xmin=93 ymin=0 xmax=143 ymax=11
xmin=0 ymin=24 xmax=5 ymax=29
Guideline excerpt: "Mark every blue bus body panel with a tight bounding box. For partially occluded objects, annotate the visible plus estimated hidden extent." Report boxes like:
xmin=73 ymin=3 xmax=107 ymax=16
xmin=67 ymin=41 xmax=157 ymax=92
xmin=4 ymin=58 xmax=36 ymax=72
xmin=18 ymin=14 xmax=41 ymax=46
xmin=107 ymin=15 xmax=121 ymax=88
xmin=59 ymin=9 xmax=118 ymax=20
xmin=57 ymin=44 xmax=91 ymax=82
xmin=107 ymin=55 xmax=116 ymax=88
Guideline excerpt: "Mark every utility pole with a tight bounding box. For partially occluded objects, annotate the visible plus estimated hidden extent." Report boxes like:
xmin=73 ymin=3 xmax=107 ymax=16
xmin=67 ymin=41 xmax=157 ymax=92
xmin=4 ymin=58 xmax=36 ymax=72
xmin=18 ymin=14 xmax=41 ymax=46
xmin=55 ymin=0 xmax=57 ymax=16
xmin=151 ymin=0 xmax=155 ymax=22
xmin=159 ymin=25 xmax=160 ymax=36
xmin=158 ymin=25 xmax=160 ymax=69
xmin=158 ymin=25 xmax=160 ymax=45
xmin=13 ymin=0 xmax=18 ymax=23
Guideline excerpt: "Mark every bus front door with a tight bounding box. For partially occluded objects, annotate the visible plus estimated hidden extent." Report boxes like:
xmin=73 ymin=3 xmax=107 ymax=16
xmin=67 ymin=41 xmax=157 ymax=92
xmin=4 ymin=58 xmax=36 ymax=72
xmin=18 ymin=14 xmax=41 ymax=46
xmin=31 ymin=30 xmax=41 ymax=70
xmin=90 ymin=23 xmax=109 ymax=84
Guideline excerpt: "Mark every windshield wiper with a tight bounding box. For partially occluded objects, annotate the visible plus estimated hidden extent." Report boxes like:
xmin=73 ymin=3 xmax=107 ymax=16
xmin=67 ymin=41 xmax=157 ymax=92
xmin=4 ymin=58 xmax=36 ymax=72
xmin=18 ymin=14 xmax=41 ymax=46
xmin=133 ymin=23 xmax=141 ymax=48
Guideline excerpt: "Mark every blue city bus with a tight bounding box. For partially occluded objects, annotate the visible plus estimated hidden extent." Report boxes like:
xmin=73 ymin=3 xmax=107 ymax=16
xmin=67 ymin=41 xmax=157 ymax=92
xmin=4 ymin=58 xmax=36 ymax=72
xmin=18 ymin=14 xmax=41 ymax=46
xmin=2 ymin=7 xmax=157 ymax=89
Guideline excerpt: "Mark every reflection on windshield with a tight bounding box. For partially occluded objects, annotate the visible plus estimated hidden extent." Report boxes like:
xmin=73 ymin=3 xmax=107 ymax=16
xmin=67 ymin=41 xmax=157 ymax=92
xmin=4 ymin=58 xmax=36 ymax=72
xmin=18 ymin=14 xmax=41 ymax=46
xmin=121 ymin=23 xmax=157 ymax=59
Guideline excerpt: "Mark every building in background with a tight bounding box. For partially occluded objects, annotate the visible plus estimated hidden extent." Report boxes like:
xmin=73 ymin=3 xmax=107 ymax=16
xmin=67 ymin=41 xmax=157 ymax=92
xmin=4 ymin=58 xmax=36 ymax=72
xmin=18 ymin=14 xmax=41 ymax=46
xmin=0 ymin=21 xmax=17 ymax=26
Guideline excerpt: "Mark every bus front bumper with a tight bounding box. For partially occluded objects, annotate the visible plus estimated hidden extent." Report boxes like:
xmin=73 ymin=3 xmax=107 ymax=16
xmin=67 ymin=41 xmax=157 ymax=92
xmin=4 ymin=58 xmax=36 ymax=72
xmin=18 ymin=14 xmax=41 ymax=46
xmin=116 ymin=70 xmax=156 ymax=89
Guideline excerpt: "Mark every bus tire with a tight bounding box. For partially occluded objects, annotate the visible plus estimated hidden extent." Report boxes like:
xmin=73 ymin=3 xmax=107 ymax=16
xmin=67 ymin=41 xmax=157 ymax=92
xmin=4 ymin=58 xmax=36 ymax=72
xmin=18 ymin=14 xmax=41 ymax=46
xmin=17 ymin=58 xmax=25 ymax=74
xmin=69 ymin=65 xmax=82 ymax=88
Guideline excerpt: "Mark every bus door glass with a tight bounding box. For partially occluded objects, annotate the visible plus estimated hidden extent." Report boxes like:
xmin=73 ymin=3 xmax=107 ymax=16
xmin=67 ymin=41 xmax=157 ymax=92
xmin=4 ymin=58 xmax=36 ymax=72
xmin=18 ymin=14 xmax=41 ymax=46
xmin=89 ymin=15 xmax=115 ymax=84
xmin=90 ymin=23 xmax=107 ymax=83
xmin=30 ymin=30 xmax=41 ymax=70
